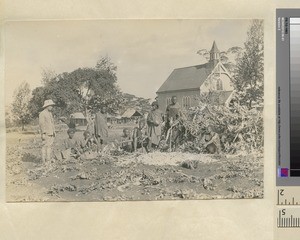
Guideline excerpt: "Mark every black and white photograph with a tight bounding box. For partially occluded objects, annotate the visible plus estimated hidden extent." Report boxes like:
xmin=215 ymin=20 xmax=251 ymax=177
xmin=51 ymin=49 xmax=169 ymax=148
xmin=5 ymin=19 xmax=264 ymax=202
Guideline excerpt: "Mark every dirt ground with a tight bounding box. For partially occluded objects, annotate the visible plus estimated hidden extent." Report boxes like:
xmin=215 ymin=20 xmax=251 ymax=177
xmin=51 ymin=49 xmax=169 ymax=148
xmin=6 ymin=126 xmax=264 ymax=202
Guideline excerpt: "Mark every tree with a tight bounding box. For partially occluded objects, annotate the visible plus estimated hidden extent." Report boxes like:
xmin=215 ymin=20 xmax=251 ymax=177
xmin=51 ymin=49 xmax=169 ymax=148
xmin=28 ymin=56 xmax=123 ymax=118
xmin=116 ymin=93 xmax=151 ymax=115
xmin=11 ymin=81 xmax=32 ymax=130
xmin=95 ymin=56 xmax=117 ymax=82
xmin=5 ymin=107 xmax=14 ymax=128
xmin=29 ymin=70 xmax=87 ymax=118
xmin=28 ymin=87 xmax=46 ymax=119
xmin=196 ymin=46 xmax=243 ymax=74
xmin=41 ymin=67 xmax=57 ymax=85
xmin=88 ymin=57 xmax=122 ymax=113
xmin=232 ymin=20 xmax=264 ymax=109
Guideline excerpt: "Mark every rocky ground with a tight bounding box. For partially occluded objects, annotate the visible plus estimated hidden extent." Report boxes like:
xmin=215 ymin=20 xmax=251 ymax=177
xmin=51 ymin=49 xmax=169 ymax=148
xmin=6 ymin=130 xmax=263 ymax=202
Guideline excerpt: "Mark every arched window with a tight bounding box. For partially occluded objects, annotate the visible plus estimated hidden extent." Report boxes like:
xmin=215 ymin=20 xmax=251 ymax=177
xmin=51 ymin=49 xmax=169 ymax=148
xmin=187 ymin=96 xmax=191 ymax=108
xmin=166 ymin=97 xmax=171 ymax=106
xmin=216 ymin=79 xmax=223 ymax=90
xmin=182 ymin=96 xmax=191 ymax=109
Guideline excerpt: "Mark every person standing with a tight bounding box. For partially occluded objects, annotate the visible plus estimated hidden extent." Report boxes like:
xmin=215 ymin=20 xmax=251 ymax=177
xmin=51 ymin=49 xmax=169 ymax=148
xmin=165 ymin=96 xmax=182 ymax=145
xmin=94 ymin=107 xmax=109 ymax=152
xmin=166 ymin=96 xmax=182 ymax=125
xmin=147 ymin=101 xmax=163 ymax=150
xmin=39 ymin=99 xmax=56 ymax=163
xmin=86 ymin=113 xmax=95 ymax=136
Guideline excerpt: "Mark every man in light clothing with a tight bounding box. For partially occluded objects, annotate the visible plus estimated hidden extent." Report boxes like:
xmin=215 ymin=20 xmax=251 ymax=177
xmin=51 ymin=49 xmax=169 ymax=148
xmin=39 ymin=99 xmax=56 ymax=163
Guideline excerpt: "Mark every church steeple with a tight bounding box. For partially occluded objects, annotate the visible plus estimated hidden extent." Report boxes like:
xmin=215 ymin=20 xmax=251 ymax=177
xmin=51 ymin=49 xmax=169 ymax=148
xmin=209 ymin=41 xmax=220 ymax=63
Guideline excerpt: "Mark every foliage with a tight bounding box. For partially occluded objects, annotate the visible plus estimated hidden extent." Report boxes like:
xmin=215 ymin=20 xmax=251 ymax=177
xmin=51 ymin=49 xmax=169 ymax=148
xmin=28 ymin=56 xmax=122 ymax=118
xmin=41 ymin=68 xmax=57 ymax=85
xmin=89 ymin=89 xmax=123 ymax=114
xmin=182 ymin=100 xmax=263 ymax=153
xmin=196 ymin=46 xmax=243 ymax=73
xmin=5 ymin=108 xmax=14 ymax=128
xmin=95 ymin=56 xmax=117 ymax=82
xmin=181 ymin=21 xmax=264 ymax=153
xmin=232 ymin=19 xmax=264 ymax=109
xmin=193 ymin=91 xmax=226 ymax=106
xmin=11 ymin=81 xmax=32 ymax=130
xmin=119 ymin=93 xmax=151 ymax=114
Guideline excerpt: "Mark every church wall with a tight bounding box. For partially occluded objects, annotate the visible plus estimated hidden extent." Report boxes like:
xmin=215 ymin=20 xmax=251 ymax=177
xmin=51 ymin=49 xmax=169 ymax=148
xmin=220 ymin=73 xmax=233 ymax=91
xmin=157 ymin=89 xmax=200 ymax=113
xmin=200 ymin=72 xmax=233 ymax=93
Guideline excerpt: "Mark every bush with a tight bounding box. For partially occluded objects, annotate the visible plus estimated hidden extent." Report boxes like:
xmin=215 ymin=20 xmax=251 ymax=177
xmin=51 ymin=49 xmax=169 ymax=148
xmin=182 ymin=103 xmax=263 ymax=153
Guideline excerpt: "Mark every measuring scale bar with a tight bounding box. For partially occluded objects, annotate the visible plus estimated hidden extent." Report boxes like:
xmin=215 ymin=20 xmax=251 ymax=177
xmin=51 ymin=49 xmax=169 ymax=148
xmin=276 ymin=187 xmax=300 ymax=230
xmin=277 ymin=208 xmax=300 ymax=228
xmin=278 ymin=197 xmax=299 ymax=206
xmin=277 ymin=188 xmax=300 ymax=205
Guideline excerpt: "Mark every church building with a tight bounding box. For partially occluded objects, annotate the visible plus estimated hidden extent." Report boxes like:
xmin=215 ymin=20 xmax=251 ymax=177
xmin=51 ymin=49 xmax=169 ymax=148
xmin=156 ymin=41 xmax=234 ymax=112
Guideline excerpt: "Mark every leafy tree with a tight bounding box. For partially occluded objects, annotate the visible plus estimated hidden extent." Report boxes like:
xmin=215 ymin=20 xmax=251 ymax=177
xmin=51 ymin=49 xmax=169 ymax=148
xmin=118 ymin=93 xmax=151 ymax=115
xmin=5 ymin=107 xmax=14 ymax=128
xmin=95 ymin=56 xmax=117 ymax=82
xmin=196 ymin=49 xmax=210 ymax=61
xmin=11 ymin=81 xmax=32 ymax=130
xmin=232 ymin=20 xmax=264 ymax=109
xmin=87 ymin=58 xmax=122 ymax=113
xmin=28 ymin=87 xmax=46 ymax=119
xmin=196 ymin=46 xmax=242 ymax=73
xmin=28 ymin=56 xmax=123 ymax=118
xmin=41 ymin=68 xmax=57 ymax=85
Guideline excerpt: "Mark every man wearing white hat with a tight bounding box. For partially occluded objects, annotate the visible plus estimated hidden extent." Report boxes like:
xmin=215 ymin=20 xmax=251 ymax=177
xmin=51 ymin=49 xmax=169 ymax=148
xmin=39 ymin=99 xmax=56 ymax=163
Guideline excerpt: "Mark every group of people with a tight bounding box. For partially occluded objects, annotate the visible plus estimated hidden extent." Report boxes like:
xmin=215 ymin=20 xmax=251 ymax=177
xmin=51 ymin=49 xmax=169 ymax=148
xmin=39 ymin=99 xmax=109 ymax=163
xmin=119 ymin=96 xmax=182 ymax=153
xmin=38 ymin=96 xmax=222 ymax=163
xmin=120 ymin=102 xmax=161 ymax=153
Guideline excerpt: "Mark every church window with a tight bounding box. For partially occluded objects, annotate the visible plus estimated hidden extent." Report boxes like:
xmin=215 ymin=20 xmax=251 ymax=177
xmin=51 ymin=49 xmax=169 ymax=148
xmin=182 ymin=96 xmax=191 ymax=109
xmin=216 ymin=79 xmax=223 ymax=90
xmin=166 ymin=97 xmax=171 ymax=106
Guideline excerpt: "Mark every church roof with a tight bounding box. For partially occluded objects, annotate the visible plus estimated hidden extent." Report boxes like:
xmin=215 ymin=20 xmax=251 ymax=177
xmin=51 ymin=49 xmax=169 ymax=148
xmin=210 ymin=41 xmax=219 ymax=53
xmin=157 ymin=62 xmax=216 ymax=93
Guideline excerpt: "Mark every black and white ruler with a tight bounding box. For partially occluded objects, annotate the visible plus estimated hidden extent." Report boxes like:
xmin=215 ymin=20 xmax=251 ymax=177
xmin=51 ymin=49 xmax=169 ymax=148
xmin=276 ymin=9 xmax=300 ymax=239
xmin=276 ymin=9 xmax=300 ymax=185
xmin=277 ymin=208 xmax=300 ymax=228
xmin=276 ymin=188 xmax=300 ymax=228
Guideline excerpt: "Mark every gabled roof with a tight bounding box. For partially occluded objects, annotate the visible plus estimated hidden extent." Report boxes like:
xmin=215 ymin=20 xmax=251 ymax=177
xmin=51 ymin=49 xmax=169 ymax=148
xmin=157 ymin=62 xmax=216 ymax=93
xmin=70 ymin=112 xmax=85 ymax=119
xmin=121 ymin=108 xmax=143 ymax=118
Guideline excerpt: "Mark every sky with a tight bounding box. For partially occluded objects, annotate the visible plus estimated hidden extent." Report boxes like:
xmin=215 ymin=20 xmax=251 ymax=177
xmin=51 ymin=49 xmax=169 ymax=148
xmin=4 ymin=19 xmax=252 ymax=106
